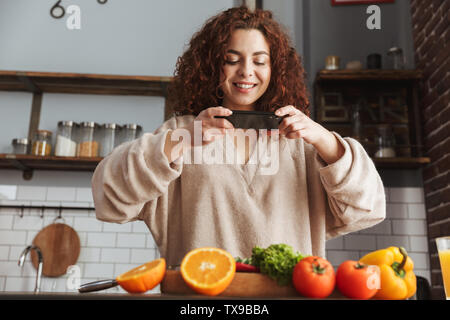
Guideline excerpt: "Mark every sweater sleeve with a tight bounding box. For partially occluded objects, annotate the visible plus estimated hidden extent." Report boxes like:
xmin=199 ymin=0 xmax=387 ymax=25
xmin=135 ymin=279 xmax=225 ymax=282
xmin=92 ymin=116 xmax=183 ymax=224
xmin=318 ymin=133 xmax=386 ymax=239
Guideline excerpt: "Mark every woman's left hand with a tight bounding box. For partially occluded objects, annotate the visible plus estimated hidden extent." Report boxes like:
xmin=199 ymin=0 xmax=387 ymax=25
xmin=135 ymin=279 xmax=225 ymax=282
xmin=276 ymin=105 xmax=327 ymax=145
xmin=276 ymin=105 xmax=345 ymax=164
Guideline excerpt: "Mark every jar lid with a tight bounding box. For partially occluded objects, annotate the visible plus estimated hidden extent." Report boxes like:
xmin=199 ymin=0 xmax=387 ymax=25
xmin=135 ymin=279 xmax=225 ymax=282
xmin=123 ymin=124 xmax=142 ymax=130
xmin=35 ymin=130 xmax=52 ymax=137
xmin=12 ymin=138 xmax=29 ymax=145
xmin=102 ymin=123 xmax=118 ymax=129
xmin=388 ymin=47 xmax=403 ymax=54
xmin=80 ymin=121 xmax=98 ymax=128
xmin=58 ymin=120 xmax=77 ymax=127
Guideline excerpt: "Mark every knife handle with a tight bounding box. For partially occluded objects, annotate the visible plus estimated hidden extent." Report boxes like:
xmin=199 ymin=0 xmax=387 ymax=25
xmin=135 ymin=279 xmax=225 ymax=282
xmin=78 ymin=279 xmax=118 ymax=293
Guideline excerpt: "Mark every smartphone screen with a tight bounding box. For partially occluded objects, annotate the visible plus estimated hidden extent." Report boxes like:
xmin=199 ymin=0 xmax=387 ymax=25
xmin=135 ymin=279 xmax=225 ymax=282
xmin=215 ymin=110 xmax=285 ymax=130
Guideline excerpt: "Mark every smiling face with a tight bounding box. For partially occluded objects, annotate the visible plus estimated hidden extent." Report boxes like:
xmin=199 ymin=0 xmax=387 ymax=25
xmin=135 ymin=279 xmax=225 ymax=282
xmin=220 ymin=28 xmax=271 ymax=111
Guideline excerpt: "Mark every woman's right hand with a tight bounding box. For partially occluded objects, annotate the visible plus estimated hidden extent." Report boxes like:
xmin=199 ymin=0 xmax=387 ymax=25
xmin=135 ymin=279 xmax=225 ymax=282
xmin=188 ymin=106 xmax=234 ymax=146
xmin=164 ymin=107 xmax=234 ymax=162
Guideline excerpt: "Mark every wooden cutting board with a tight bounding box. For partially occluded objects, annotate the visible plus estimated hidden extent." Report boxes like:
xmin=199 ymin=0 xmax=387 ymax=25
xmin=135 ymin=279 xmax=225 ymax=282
xmin=161 ymin=270 xmax=299 ymax=297
xmin=31 ymin=223 xmax=80 ymax=277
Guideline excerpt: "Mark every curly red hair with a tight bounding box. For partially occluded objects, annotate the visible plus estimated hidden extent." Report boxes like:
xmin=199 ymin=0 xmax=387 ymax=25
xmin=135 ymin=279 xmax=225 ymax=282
xmin=167 ymin=6 xmax=309 ymax=116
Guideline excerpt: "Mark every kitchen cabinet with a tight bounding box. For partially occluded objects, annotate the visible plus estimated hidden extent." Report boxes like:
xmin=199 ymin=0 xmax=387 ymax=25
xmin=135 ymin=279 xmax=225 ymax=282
xmin=0 ymin=70 xmax=173 ymax=179
xmin=314 ymin=69 xmax=430 ymax=169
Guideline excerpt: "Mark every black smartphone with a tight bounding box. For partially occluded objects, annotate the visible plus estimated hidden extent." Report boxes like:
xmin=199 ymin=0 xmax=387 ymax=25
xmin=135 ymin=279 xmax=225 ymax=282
xmin=215 ymin=110 xmax=286 ymax=130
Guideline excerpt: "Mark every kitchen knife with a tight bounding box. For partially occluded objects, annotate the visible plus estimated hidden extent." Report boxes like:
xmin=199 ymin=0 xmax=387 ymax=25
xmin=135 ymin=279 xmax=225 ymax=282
xmin=78 ymin=279 xmax=118 ymax=293
xmin=79 ymin=259 xmax=168 ymax=293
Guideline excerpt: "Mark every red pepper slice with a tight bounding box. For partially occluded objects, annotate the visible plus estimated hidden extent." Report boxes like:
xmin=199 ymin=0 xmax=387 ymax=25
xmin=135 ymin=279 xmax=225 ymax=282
xmin=236 ymin=262 xmax=260 ymax=273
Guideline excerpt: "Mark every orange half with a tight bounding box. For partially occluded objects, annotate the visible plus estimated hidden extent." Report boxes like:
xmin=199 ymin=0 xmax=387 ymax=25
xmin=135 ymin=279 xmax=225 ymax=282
xmin=180 ymin=247 xmax=236 ymax=296
xmin=116 ymin=258 xmax=166 ymax=293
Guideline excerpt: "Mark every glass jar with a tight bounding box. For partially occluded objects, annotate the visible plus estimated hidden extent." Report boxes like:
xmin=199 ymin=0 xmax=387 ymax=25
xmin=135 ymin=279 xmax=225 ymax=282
xmin=11 ymin=138 xmax=29 ymax=155
xmin=351 ymin=103 xmax=362 ymax=141
xmin=367 ymin=53 xmax=382 ymax=69
xmin=374 ymin=125 xmax=396 ymax=158
xmin=77 ymin=122 xmax=99 ymax=157
xmin=31 ymin=130 xmax=52 ymax=156
xmin=100 ymin=123 xmax=119 ymax=157
xmin=387 ymin=47 xmax=405 ymax=70
xmin=325 ymin=55 xmax=340 ymax=70
xmin=55 ymin=121 xmax=78 ymax=157
xmin=120 ymin=124 xmax=142 ymax=144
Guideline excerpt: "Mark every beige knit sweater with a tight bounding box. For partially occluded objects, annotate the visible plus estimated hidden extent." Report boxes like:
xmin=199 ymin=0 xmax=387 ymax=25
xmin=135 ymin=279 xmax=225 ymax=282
xmin=92 ymin=115 xmax=386 ymax=265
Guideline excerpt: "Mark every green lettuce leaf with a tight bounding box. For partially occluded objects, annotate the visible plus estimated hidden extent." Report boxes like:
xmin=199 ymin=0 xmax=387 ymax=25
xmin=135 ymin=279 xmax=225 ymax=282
xmin=250 ymin=244 xmax=306 ymax=286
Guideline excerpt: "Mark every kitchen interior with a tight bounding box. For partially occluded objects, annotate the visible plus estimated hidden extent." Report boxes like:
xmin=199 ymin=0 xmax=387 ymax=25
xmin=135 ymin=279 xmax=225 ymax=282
xmin=0 ymin=0 xmax=448 ymax=300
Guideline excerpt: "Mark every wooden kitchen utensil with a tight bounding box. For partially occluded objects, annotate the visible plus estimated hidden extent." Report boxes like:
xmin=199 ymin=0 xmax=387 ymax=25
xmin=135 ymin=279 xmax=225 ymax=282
xmin=161 ymin=270 xmax=349 ymax=298
xmin=161 ymin=270 xmax=298 ymax=297
xmin=31 ymin=218 xmax=80 ymax=277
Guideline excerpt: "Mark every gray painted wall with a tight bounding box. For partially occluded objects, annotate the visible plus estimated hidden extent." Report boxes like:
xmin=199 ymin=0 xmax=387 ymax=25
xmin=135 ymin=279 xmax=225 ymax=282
xmin=0 ymin=0 xmax=233 ymax=76
xmin=0 ymin=0 xmax=234 ymax=187
xmin=302 ymin=0 xmax=415 ymax=111
xmin=262 ymin=0 xmax=304 ymax=55
xmin=297 ymin=0 xmax=420 ymax=187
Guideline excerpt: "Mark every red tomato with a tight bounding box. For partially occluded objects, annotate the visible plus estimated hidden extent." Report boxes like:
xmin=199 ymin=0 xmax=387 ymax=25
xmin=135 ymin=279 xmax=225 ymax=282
xmin=292 ymin=256 xmax=335 ymax=298
xmin=336 ymin=260 xmax=379 ymax=299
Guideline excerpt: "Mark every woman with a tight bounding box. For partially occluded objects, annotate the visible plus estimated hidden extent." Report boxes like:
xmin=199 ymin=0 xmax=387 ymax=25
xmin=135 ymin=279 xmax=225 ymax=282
xmin=92 ymin=7 xmax=385 ymax=265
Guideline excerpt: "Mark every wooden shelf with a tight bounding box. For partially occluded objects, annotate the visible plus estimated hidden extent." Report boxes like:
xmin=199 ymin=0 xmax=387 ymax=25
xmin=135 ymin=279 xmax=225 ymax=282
xmin=314 ymin=69 xmax=428 ymax=169
xmin=0 ymin=69 xmax=429 ymax=178
xmin=0 ymin=154 xmax=431 ymax=175
xmin=0 ymin=70 xmax=175 ymax=180
xmin=0 ymin=154 xmax=102 ymax=177
xmin=0 ymin=70 xmax=172 ymax=96
xmin=372 ymin=157 xmax=430 ymax=169
xmin=316 ymin=69 xmax=422 ymax=81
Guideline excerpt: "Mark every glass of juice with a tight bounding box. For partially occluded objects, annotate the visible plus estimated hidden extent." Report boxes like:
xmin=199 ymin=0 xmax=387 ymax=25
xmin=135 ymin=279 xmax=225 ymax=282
xmin=436 ymin=236 xmax=450 ymax=300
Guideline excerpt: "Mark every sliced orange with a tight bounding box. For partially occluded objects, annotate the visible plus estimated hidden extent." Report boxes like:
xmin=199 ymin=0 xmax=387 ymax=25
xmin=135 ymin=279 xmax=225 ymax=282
xmin=116 ymin=258 xmax=166 ymax=293
xmin=180 ymin=247 xmax=236 ymax=296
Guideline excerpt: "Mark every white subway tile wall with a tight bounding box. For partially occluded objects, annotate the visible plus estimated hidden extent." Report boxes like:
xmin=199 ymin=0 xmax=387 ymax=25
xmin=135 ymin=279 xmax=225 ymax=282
xmin=0 ymin=185 xmax=431 ymax=293
xmin=326 ymin=187 xmax=431 ymax=284
xmin=16 ymin=186 xmax=47 ymax=201
xmin=0 ymin=185 xmax=158 ymax=293
xmin=0 ymin=185 xmax=17 ymax=200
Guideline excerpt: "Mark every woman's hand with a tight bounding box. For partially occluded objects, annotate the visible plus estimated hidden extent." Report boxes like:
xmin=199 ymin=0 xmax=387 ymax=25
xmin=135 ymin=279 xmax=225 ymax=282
xmin=189 ymin=106 xmax=235 ymax=146
xmin=276 ymin=105 xmax=345 ymax=164
xmin=164 ymin=107 xmax=234 ymax=162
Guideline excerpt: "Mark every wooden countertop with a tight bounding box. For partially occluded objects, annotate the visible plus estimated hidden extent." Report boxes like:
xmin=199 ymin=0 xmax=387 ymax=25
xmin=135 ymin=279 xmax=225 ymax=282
xmin=0 ymin=291 xmax=348 ymax=300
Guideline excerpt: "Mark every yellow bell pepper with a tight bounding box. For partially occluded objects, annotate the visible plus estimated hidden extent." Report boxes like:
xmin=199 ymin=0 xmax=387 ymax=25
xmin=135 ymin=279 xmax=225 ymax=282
xmin=359 ymin=246 xmax=416 ymax=300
